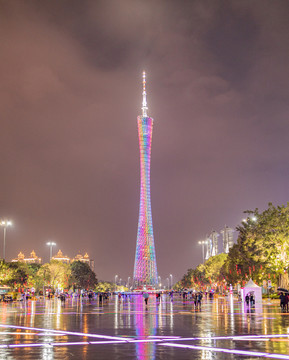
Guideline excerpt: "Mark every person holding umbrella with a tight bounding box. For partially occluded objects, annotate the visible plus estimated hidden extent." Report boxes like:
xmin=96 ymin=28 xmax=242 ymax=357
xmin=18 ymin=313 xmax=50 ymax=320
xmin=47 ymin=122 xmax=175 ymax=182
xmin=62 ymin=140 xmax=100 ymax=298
xmin=277 ymin=288 xmax=289 ymax=312
xmin=143 ymin=291 xmax=149 ymax=306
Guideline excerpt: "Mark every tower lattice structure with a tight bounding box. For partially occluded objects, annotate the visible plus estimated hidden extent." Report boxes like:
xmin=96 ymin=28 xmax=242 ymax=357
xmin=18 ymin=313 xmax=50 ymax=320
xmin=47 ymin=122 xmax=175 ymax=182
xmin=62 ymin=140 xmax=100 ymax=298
xmin=133 ymin=72 xmax=158 ymax=288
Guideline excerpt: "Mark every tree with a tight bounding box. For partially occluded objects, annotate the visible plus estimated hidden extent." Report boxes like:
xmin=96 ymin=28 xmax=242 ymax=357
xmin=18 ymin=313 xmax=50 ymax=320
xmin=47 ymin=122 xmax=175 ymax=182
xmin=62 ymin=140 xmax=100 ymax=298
xmin=38 ymin=260 xmax=71 ymax=291
xmin=70 ymin=261 xmax=98 ymax=290
xmin=0 ymin=261 xmax=16 ymax=285
xmin=6 ymin=262 xmax=29 ymax=288
xmin=179 ymin=254 xmax=227 ymax=290
xmin=95 ymin=281 xmax=114 ymax=292
xmin=224 ymin=203 xmax=289 ymax=288
xmin=26 ymin=263 xmax=42 ymax=292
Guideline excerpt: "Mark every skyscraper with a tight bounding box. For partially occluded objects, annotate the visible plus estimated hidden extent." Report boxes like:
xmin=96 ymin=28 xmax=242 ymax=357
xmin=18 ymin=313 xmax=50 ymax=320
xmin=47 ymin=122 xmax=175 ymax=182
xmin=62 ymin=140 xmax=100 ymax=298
xmin=221 ymin=225 xmax=234 ymax=253
xmin=133 ymin=72 xmax=158 ymax=288
xmin=210 ymin=230 xmax=219 ymax=257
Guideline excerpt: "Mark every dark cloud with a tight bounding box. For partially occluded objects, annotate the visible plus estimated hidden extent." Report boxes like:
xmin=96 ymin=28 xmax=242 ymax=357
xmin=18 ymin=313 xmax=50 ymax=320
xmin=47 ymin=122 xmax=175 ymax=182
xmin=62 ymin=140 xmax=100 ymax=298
xmin=0 ymin=0 xmax=289 ymax=282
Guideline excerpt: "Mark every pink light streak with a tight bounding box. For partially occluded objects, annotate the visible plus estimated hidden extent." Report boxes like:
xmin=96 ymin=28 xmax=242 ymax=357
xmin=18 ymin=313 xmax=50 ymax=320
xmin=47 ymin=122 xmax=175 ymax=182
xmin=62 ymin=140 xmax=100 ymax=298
xmin=159 ymin=342 xmax=289 ymax=359
xmin=0 ymin=323 xmax=289 ymax=358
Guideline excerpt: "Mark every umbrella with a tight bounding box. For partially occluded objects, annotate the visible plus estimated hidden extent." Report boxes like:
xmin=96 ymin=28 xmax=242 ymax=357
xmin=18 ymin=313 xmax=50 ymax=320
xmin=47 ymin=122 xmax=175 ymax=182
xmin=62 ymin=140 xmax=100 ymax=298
xmin=277 ymin=287 xmax=289 ymax=293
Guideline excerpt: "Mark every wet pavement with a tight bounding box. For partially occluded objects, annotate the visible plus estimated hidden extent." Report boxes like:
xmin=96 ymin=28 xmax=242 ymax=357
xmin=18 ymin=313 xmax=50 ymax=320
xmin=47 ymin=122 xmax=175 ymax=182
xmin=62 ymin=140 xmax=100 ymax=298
xmin=0 ymin=294 xmax=288 ymax=359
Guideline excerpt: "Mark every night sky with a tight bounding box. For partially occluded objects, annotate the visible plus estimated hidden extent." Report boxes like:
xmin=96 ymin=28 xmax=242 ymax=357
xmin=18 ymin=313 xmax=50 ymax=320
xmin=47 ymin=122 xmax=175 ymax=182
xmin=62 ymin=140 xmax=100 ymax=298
xmin=1 ymin=0 xmax=289 ymax=283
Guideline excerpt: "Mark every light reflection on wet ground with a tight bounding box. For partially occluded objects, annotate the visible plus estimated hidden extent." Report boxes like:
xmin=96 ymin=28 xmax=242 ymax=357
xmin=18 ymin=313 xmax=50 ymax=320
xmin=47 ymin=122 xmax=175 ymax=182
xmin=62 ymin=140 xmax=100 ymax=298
xmin=0 ymin=294 xmax=288 ymax=359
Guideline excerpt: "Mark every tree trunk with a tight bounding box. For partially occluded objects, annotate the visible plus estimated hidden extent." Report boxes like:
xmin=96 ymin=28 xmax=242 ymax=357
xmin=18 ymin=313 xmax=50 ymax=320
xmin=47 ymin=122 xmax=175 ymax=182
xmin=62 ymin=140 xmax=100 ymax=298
xmin=278 ymin=272 xmax=289 ymax=289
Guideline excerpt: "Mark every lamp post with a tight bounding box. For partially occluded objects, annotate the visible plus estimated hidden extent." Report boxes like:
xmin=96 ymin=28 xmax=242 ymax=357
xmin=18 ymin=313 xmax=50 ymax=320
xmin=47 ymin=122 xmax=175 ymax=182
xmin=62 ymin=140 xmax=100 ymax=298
xmin=170 ymin=274 xmax=173 ymax=288
xmin=46 ymin=242 xmax=56 ymax=261
xmin=0 ymin=220 xmax=12 ymax=261
xmin=158 ymin=275 xmax=161 ymax=289
xmin=115 ymin=275 xmax=118 ymax=291
xmin=127 ymin=276 xmax=130 ymax=288
xmin=198 ymin=240 xmax=207 ymax=263
xmin=166 ymin=278 xmax=169 ymax=290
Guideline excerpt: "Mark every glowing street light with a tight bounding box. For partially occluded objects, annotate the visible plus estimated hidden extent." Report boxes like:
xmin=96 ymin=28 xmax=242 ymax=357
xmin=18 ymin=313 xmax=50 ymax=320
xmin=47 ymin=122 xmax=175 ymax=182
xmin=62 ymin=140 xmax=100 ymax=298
xmin=170 ymin=274 xmax=173 ymax=288
xmin=166 ymin=277 xmax=169 ymax=289
xmin=46 ymin=241 xmax=56 ymax=261
xmin=198 ymin=240 xmax=207 ymax=263
xmin=0 ymin=220 xmax=12 ymax=261
xmin=115 ymin=275 xmax=118 ymax=291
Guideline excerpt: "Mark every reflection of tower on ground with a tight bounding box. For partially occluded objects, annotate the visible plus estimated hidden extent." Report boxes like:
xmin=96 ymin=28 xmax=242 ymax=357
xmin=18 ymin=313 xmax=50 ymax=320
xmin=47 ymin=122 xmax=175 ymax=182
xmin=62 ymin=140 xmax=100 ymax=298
xmin=134 ymin=294 xmax=157 ymax=360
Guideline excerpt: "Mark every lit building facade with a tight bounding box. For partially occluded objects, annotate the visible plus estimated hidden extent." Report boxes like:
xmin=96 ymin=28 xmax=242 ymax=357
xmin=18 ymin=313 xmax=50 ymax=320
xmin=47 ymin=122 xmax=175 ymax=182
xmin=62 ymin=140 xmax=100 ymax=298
xmin=11 ymin=250 xmax=42 ymax=264
xmin=51 ymin=249 xmax=70 ymax=264
xmin=133 ymin=72 xmax=158 ymax=288
xmin=72 ymin=252 xmax=94 ymax=271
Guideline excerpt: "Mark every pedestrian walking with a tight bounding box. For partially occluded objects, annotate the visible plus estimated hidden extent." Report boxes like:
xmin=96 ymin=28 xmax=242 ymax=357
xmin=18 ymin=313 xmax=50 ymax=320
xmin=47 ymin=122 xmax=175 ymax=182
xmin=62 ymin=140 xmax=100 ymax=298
xmin=286 ymin=293 xmax=289 ymax=312
xmin=245 ymin=294 xmax=250 ymax=306
xmin=280 ymin=292 xmax=286 ymax=311
xmin=143 ymin=292 xmax=149 ymax=306
xmin=193 ymin=293 xmax=197 ymax=308
xmin=250 ymin=293 xmax=255 ymax=307
xmin=197 ymin=292 xmax=202 ymax=309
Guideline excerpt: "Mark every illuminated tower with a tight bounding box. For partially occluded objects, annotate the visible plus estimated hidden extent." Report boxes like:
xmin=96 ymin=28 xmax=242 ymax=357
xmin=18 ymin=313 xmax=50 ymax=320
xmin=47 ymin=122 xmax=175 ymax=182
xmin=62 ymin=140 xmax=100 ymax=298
xmin=133 ymin=72 xmax=158 ymax=288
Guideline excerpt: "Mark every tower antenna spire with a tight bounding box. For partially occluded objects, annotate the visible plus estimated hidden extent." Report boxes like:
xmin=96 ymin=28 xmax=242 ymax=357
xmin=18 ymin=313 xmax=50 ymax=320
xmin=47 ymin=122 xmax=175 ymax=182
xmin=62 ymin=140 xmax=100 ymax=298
xmin=142 ymin=71 xmax=148 ymax=117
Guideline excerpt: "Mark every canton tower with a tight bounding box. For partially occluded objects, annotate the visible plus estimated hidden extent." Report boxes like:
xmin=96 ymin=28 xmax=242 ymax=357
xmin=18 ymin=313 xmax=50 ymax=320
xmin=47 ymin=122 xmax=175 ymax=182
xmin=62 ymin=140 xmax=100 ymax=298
xmin=133 ymin=72 xmax=158 ymax=288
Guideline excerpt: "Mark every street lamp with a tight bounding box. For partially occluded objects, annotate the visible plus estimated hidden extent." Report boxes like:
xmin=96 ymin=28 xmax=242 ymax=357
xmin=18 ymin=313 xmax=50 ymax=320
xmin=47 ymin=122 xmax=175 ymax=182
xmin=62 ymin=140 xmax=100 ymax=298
xmin=170 ymin=274 xmax=173 ymax=288
xmin=46 ymin=242 xmax=56 ymax=261
xmin=198 ymin=240 xmax=207 ymax=263
xmin=0 ymin=220 xmax=12 ymax=261
xmin=166 ymin=278 xmax=169 ymax=289
xmin=115 ymin=275 xmax=118 ymax=291
xmin=127 ymin=276 xmax=130 ymax=288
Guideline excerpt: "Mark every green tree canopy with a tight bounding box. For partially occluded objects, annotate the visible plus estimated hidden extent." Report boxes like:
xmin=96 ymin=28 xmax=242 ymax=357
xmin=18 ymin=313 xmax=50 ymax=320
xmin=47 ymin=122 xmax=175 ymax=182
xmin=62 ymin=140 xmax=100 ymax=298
xmin=179 ymin=253 xmax=227 ymax=290
xmin=70 ymin=261 xmax=98 ymax=290
xmin=224 ymin=202 xmax=289 ymax=288
xmin=38 ymin=260 xmax=71 ymax=291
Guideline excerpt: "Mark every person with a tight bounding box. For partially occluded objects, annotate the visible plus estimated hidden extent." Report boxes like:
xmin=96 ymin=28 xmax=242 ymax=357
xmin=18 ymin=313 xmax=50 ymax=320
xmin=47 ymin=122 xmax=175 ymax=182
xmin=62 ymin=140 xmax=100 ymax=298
xmin=286 ymin=293 xmax=289 ymax=312
xmin=197 ymin=292 xmax=202 ymax=309
xmin=193 ymin=293 xmax=197 ymax=308
xmin=280 ymin=292 xmax=286 ymax=311
xmin=143 ymin=292 xmax=149 ymax=305
xmin=250 ymin=293 xmax=255 ymax=307
xmin=245 ymin=293 xmax=250 ymax=306
xmin=99 ymin=293 xmax=103 ymax=303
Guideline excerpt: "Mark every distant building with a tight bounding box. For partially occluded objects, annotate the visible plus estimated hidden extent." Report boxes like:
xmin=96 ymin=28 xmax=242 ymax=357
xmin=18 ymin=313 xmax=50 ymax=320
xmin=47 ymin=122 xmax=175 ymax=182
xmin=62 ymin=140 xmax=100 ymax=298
xmin=11 ymin=250 xmax=42 ymax=264
xmin=221 ymin=225 xmax=234 ymax=253
xmin=205 ymin=237 xmax=212 ymax=260
xmin=11 ymin=249 xmax=95 ymax=270
xmin=51 ymin=249 xmax=70 ymax=264
xmin=72 ymin=252 xmax=94 ymax=271
xmin=210 ymin=231 xmax=219 ymax=257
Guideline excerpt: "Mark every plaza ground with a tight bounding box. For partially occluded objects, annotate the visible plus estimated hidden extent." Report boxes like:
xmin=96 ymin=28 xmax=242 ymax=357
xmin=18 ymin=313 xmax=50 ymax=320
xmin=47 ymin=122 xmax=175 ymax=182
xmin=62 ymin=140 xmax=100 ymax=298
xmin=0 ymin=294 xmax=288 ymax=359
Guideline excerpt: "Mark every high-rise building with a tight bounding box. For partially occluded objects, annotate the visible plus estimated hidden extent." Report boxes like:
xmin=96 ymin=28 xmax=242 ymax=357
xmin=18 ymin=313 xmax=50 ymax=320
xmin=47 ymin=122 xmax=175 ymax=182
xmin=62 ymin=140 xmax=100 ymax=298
xmin=210 ymin=231 xmax=219 ymax=256
xmin=205 ymin=237 xmax=212 ymax=260
xmin=133 ymin=72 xmax=158 ymax=288
xmin=221 ymin=225 xmax=234 ymax=253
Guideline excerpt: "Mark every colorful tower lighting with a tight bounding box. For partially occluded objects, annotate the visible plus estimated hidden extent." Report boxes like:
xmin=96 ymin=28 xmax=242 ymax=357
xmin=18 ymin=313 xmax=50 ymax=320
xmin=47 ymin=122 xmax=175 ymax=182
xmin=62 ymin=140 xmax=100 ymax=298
xmin=133 ymin=71 xmax=158 ymax=288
